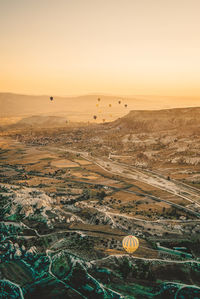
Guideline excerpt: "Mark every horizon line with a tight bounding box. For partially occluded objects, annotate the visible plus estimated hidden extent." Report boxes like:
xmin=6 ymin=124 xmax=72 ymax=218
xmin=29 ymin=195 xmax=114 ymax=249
xmin=1 ymin=91 xmax=200 ymax=99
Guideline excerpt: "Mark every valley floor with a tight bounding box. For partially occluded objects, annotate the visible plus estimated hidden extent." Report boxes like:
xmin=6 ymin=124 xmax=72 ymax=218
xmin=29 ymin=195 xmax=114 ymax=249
xmin=0 ymin=128 xmax=200 ymax=298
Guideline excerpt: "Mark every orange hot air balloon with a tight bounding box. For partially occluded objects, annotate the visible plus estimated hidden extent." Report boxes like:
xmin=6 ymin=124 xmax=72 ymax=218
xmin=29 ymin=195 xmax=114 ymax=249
xmin=122 ymin=235 xmax=139 ymax=254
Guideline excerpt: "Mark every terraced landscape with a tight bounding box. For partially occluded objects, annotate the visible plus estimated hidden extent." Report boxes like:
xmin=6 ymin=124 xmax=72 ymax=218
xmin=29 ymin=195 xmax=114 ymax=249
xmin=0 ymin=107 xmax=200 ymax=298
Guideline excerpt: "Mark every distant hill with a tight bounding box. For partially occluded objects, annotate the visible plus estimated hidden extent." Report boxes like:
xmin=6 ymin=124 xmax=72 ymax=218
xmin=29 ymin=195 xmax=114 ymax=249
xmin=15 ymin=115 xmax=68 ymax=128
xmin=0 ymin=92 xmax=200 ymax=123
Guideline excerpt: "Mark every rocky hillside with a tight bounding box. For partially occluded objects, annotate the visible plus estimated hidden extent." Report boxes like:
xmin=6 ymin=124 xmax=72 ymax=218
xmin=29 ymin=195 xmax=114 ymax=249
xmin=112 ymin=107 xmax=200 ymax=133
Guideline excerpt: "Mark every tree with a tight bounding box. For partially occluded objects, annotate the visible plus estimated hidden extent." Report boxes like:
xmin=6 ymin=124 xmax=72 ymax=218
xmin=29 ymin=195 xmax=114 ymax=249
xmin=97 ymin=191 xmax=106 ymax=201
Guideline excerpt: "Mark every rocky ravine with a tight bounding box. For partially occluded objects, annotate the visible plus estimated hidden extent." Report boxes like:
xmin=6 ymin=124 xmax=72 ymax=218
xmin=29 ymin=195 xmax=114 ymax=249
xmin=1 ymin=183 xmax=200 ymax=298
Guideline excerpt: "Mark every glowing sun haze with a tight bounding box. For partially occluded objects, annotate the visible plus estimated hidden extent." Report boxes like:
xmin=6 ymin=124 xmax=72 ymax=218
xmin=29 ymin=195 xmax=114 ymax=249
xmin=1 ymin=0 xmax=200 ymax=96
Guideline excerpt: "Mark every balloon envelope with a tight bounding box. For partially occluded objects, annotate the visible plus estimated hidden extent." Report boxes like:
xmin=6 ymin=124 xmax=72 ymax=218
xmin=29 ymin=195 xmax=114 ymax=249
xmin=122 ymin=235 xmax=139 ymax=254
xmin=50 ymin=96 xmax=53 ymax=101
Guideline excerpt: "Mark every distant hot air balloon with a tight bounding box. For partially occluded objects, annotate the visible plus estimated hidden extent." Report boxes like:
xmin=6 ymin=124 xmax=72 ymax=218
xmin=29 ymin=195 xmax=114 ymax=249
xmin=98 ymin=98 xmax=101 ymax=102
xmin=109 ymin=104 xmax=112 ymax=107
xmin=50 ymin=96 xmax=53 ymax=101
xmin=118 ymin=100 xmax=121 ymax=104
xmin=122 ymin=235 xmax=139 ymax=254
xmin=124 ymin=104 xmax=128 ymax=108
xmin=93 ymin=115 xmax=97 ymax=120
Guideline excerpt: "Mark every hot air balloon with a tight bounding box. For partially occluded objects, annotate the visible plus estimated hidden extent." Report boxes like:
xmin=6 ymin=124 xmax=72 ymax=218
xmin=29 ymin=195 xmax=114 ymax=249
xmin=109 ymin=104 xmax=112 ymax=107
xmin=118 ymin=100 xmax=121 ymax=104
xmin=98 ymin=98 xmax=101 ymax=102
xmin=122 ymin=235 xmax=139 ymax=254
xmin=50 ymin=96 xmax=53 ymax=101
xmin=124 ymin=104 xmax=127 ymax=108
xmin=93 ymin=115 xmax=97 ymax=120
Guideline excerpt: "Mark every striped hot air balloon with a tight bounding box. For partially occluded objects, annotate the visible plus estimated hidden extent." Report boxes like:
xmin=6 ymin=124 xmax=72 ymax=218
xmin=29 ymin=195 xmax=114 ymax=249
xmin=122 ymin=235 xmax=139 ymax=254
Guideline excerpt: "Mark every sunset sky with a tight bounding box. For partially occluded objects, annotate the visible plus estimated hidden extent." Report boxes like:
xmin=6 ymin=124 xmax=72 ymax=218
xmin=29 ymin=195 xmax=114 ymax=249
xmin=1 ymin=0 xmax=200 ymax=96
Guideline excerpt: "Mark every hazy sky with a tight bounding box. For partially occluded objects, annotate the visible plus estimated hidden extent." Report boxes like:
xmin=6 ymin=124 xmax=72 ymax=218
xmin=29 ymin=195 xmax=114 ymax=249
xmin=1 ymin=0 xmax=200 ymax=96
